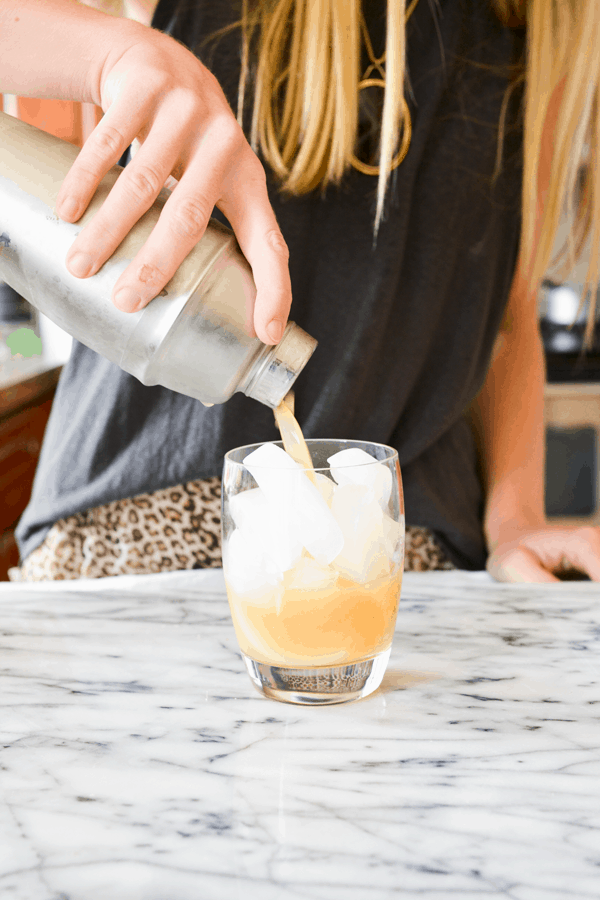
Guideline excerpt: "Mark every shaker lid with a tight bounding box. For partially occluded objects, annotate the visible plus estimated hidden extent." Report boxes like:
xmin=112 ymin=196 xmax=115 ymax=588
xmin=241 ymin=322 xmax=317 ymax=408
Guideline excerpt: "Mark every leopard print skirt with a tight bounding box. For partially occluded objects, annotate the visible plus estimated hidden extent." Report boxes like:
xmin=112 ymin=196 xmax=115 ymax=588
xmin=10 ymin=478 xmax=455 ymax=582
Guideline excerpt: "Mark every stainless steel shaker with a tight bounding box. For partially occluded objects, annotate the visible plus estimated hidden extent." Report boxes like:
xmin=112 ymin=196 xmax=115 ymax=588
xmin=0 ymin=111 xmax=316 ymax=407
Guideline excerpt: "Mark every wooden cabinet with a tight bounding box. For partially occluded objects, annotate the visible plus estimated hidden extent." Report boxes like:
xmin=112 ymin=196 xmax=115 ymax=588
xmin=0 ymin=368 xmax=61 ymax=579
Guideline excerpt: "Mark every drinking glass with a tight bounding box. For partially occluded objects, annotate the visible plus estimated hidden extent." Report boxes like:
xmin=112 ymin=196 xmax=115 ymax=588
xmin=221 ymin=439 xmax=404 ymax=704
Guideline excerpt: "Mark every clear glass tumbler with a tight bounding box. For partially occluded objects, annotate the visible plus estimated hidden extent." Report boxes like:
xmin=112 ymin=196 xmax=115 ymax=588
xmin=221 ymin=439 xmax=404 ymax=705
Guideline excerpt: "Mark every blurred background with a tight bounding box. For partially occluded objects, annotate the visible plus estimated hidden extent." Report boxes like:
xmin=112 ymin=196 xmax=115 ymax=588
xmin=0 ymin=91 xmax=97 ymax=578
xmin=1 ymin=0 xmax=599 ymax=577
xmin=0 ymin=2 xmax=154 ymax=577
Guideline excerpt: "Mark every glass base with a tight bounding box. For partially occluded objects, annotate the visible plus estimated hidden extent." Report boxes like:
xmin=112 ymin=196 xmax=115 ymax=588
xmin=242 ymin=647 xmax=391 ymax=705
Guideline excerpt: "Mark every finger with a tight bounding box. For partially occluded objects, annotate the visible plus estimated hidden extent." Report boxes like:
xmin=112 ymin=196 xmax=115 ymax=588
xmin=108 ymin=115 xmax=243 ymax=311
xmin=109 ymin=168 xmax=221 ymax=312
xmin=109 ymin=189 xmax=215 ymax=312
xmin=487 ymin=545 xmax=560 ymax=583
xmin=64 ymin=129 xmax=182 ymax=282
xmin=56 ymin=94 xmax=154 ymax=225
xmin=218 ymin=152 xmax=292 ymax=345
xmin=563 ymin=528 xmax=600 ymax=581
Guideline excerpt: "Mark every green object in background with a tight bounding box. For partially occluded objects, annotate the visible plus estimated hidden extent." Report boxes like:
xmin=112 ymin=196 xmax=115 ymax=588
xmin=6 ymin=327 xmax=42 ymax=358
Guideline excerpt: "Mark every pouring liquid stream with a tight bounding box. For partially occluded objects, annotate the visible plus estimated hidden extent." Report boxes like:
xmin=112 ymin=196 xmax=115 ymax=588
xmin=273 ymin=392 xmax=316 ymax=484
xmin=227 ymin=392 xmax=403 ymax=669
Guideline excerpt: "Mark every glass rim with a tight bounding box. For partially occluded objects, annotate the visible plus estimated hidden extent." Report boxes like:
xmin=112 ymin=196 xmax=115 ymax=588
xmin=224 ymin=438 xmax=399 ymax=471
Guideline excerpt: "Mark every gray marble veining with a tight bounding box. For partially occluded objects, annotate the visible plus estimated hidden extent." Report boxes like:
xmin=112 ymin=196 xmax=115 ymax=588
xmin=0 ymin=569 xmax=599 ymax=899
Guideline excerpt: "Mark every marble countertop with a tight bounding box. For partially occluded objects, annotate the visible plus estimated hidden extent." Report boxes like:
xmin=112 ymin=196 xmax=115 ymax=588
xmin=1 ymin=569 xmax=598 ymax=900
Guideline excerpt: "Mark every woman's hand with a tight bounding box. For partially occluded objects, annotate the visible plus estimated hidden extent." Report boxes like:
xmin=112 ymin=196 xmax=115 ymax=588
xmin=55 ymin=18 xmax=291 ymax=344
xmin=486 ymin=524 xmax=600 ymax=582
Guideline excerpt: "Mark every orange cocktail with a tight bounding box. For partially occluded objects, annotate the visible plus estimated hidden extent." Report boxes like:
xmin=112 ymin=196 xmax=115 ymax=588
xmin=222 ymin=434 xmax=404 ymax=704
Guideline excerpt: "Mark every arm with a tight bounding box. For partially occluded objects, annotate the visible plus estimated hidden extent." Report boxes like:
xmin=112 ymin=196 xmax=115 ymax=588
xmin=470 ymin=272 xmax=551 ymax=580
xmin=468 ymin=72 xmax=600 ymax=582
xmin=471 ymin=268 xmax=546 ymax=547
xmin=0 ymin=0 xmax=291 ymax=345
xmin=470 ymin=271 xmax=600 ymax=582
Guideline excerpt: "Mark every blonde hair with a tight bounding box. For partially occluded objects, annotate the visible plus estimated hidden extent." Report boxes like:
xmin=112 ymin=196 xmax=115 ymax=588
xmin=511 ymin=0 xmax=600 ymax=341
xmin=239 ymin=0 xmax=407 ymax=230
xmin=235 ymin=0 xmax=600 ymax=340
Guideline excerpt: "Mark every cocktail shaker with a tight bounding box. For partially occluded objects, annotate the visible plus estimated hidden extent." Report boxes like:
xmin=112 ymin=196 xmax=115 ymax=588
xmin=0 ymin=111 xmax=316 ymax=407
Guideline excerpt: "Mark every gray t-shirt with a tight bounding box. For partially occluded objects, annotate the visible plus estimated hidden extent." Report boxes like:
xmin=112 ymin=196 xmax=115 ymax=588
xmin=16 ymin=0 xmax=525 ymax=568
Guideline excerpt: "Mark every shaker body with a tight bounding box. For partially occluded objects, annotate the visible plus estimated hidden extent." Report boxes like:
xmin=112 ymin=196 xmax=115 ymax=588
xmin=0 ymin=112 xmax=316 ymax=406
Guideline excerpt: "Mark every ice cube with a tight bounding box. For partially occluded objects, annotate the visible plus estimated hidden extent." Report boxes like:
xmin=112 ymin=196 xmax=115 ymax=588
xmin=382 ymin=514 xmax=403 ymax=559
xmin=290 ymin=475 xmax=344 ymax=564
xmin=329 ymin=481 xmax=373 ymax=523
xmin=314 ymin=472 xmax=335 ymax=505
xmin=244 ymin=443 xmax=344 ymax=565
xmin=327 ymin=447 xmax=393 ymax=509
xmin=243 ymin=442 xmax=299 ymax=481
xmin=223 ymin=528 xmax=282 ymax=599
xmin=229 ymin=487 xmax=302 ymax=573
xmin=287 ymin=556 xmax=339 ymax=592
xmin=330 ymin=483 xmax=391 ymax=582
xmin=243 ymin=445 xmax=303 ymax=538
xmin=229 ymin=486 xmax=269 ymax=532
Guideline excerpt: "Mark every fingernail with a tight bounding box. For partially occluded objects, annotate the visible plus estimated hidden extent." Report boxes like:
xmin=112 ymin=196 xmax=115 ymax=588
xmin=114 ymin=287 xmax=142 ymax=312
xmin=266 ymin=319 xmax=283 ymax=344
xmin=67 ymin=252 xmax=94 ymax=278
xmin=59 ymin=197 xmax=79 ymax=220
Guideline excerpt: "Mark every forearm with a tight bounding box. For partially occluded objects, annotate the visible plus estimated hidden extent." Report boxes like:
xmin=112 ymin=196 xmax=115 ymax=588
xmin=0 ymin=0 xmax=142 ymax=105
xmin=470 ymin=274 xmax=547 ymax=551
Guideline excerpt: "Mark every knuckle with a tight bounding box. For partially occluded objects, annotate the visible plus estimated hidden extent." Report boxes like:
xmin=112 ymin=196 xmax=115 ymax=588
xmin=125 ymin=165 xmax=162 ymax=202
xmin=265 ymin=228 xmax=289 ymax=260
xmin=165 ymin=85 xmax=200 ymax=123
xmin=177 ymin=85 xmax=206 ymax=118
xmin=89 ymin=124 xmax=125 ymax=161
xmin=218 ymin=115 xmax=244 ymax=150
xmin=244 ymin=152 xmax=268 ymax=186
xmin=204 ymin=111 xmax=245 ymax=157
xmin=170 ymin=196 xmax=211 ymax=240
xmin=145 ymin=65 xmax=176 ymax=97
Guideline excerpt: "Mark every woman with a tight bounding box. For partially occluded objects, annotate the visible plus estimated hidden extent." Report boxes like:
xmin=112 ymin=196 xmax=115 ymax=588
xmin=3 ymin=0 xmax=600 ymax=581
